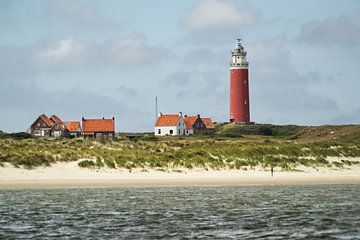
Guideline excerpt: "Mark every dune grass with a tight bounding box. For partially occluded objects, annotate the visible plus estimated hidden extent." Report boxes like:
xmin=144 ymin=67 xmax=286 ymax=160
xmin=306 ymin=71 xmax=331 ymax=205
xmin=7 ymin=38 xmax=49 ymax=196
xmin=0 ymin=135 xmax=359 ymax=171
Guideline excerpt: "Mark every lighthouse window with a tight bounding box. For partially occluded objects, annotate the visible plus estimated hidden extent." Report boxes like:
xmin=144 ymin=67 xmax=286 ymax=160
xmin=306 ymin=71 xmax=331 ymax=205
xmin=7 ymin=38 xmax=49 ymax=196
xmin=244 ymin=80 xmax=247 ymax=84
xmin=244 ymin=100 xmax=247 ymax=104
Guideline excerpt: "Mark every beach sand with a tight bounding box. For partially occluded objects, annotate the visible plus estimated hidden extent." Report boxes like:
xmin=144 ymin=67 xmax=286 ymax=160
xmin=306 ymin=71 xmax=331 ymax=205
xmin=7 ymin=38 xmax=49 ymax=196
xmin=1 ymin=158 xmax=360 ymax=188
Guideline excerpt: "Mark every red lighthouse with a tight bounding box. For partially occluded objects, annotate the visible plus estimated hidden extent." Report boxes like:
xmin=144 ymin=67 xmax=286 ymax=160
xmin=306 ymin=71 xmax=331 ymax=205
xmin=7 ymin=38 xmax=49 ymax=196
xmin=230 ymin=39 xmax=250 ymax=124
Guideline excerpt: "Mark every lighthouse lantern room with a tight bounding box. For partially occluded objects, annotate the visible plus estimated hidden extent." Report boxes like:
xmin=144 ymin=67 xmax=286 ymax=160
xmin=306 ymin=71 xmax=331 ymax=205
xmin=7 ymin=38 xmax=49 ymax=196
xmin=229 ymin=39 xmax=250 ymax=124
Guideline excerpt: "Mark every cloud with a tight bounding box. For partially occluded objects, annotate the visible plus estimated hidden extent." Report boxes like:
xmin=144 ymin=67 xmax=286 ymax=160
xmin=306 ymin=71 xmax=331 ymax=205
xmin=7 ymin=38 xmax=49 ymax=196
xmin=183 ymin=0 xmax=257 ymax=31
xmin=182 ymin=0 xmax=258 ymax=44
xmin=45 ymin=0 xmax=118 ymax=31
xmin=296 ymin=10 xmax=360 ymax=47
xmin=248 ymin=37 xmax=341 ymax=124
xmin=0 ymin=34 xmax=171 ymax=79
xmin=42 ymin=37 xmax=74 ymax=59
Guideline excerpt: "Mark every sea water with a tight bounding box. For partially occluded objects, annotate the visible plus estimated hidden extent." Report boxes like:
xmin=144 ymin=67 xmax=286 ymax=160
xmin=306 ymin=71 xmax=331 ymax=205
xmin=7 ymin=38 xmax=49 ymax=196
xmin=1 ymin=184 xmax=360 ymax=239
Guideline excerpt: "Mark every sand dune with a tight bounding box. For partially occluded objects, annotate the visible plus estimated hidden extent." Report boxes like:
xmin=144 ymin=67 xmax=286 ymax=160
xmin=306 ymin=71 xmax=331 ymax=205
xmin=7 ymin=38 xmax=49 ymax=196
xmin=1 ymin=159 xmax=360 ymax=188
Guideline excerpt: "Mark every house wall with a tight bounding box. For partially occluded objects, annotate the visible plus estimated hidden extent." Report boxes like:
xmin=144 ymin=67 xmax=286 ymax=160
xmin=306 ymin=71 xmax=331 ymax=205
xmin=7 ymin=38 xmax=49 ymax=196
xmin=30 ymin=118 xmax=51 ymax=137
xmin=155 ymin=116 xmax=187 ymax=136
xmin=186 ymin=129 xmax=194 ymax=135
xmin=50 ymin=124 xmax=66 ymax=138
xmin=193 ymin=118 xmax=207 ymax=132
xmin=155 ymin=126 xmax=178 ymax=136
xmin=84 ymin=132 xmax=114 ymax=138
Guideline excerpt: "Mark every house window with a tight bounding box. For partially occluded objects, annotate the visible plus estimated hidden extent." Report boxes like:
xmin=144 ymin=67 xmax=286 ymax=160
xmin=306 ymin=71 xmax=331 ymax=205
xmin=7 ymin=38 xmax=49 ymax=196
xmin=33 ymin=130 xmax=41 ymax=136
xmin=109 ymin=133 xmax=113 ymax=138
xmin=37 ymin=123 xmax=40 ymax=127
xmin=169 ymin=130 xmax=173 ymax=135
xmin=96 ymin=133 xmax=102 ymax=138
xmin=178 ymin=129 xmax=180 ymax=135
xmin=158 ymin=129 xmax=161 ymax=134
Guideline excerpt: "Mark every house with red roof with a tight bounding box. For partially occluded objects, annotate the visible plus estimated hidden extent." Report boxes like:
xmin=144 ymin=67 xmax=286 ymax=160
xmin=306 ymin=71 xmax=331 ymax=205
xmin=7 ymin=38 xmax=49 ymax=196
xmin=201 ymin=118 xmax=216 ymax=130
xmin=184 ymin=115 xmax=206 ymax=134
xmin=49 ymin=114 xmax=68 ymax=138
xmin=155 ymin=112 xmax=187 ymax=136
xmin=28 ymin=114 xmax=54 ymax=137
xmin=64 ymin=121 xmax=82 ymax=138
xmin=82 ymin=117 xmax=115 ymax=138
xmin=28 ymin=114 xmax=82 ymax=138
xmin=184 ymin=114 xmax=216 ymax=134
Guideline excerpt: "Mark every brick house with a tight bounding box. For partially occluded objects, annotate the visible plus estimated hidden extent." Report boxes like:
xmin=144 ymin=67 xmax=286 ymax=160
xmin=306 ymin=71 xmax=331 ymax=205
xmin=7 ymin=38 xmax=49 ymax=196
xmin=49 ymin=115 xmax=68 ymax=138
xmin=82 ymin=117 xmax=115 ymax=138
xmin=28 ymin=114 xmax=81 ymax=138
xmin=28 ymin=114 xmax=53 ymax=137
xmin=184 ymin=115 xmax=207 ymax=134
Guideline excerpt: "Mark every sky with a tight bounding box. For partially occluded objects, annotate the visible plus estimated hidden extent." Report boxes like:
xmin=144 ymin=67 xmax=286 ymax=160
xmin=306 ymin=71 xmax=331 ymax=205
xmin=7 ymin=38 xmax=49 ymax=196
xmin=1 ymin=0 xmax=360 ymax=132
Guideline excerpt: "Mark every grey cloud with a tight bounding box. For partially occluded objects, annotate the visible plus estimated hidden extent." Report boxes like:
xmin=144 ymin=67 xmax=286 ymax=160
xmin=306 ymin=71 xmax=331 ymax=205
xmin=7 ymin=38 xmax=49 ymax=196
xmin=296 ymin=11 xmax=360 ymax=47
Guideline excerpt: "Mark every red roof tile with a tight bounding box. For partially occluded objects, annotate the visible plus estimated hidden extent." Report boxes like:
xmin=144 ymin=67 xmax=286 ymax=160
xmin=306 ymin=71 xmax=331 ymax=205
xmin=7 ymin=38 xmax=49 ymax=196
xmin=184 ymin=116 xmax=197 ymax=130
xmin=50 ymin=115 xmax=64 ymax=125
xmin=201 ymin=118 xmax=215 ymax=129
xmin=64 ymin=121 xmax=81 ymax=132
xmin=82 ymin=118 xmax=115 ymax=133
xmin=155 ymin=114 xmax=180 ymax=127
xmin=39 ymin=114 xmax=53 ymax=127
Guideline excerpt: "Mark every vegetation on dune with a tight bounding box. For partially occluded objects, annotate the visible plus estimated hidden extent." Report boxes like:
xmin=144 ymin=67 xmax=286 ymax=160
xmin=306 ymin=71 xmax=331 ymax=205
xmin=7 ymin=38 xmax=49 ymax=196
xmin=0 ymin=129 xmax=359 ymax=170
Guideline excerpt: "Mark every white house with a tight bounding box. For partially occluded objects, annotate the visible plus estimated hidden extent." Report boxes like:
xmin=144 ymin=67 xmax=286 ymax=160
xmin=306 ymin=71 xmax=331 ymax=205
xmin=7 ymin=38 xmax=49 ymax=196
xmin=154 ymin=112 xmax=188 ymax=136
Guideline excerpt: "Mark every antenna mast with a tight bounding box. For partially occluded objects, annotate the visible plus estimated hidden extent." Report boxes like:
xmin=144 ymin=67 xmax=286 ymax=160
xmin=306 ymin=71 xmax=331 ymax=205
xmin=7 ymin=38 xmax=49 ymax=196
xmin=155 ymin=96 xmax=158 ymax=122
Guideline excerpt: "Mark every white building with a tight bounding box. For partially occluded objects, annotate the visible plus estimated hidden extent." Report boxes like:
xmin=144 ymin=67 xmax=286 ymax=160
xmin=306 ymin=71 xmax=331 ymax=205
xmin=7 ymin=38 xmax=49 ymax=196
xmin=154 ymin=112 xmax=188 ymax=136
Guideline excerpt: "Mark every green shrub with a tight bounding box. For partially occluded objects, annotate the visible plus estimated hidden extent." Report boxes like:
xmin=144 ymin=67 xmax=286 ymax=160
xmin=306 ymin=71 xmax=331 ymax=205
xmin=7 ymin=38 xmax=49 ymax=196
xmin=96 ymin=157 xmax=104 ymax=168
xmin=104 ymin=158 xmax=116 ymax=168
xmin=78 ymin=160 xmax=95 ymax=168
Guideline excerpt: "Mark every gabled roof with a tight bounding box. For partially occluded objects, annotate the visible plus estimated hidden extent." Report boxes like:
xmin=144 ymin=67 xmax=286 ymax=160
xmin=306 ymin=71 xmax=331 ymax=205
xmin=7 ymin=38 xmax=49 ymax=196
xmin=184 ymin=116 xmax=197 ymax=130
xmin=201 ymin=118 xmax=215 ymax=129
xmin=50 ymin=115 xmax=64 ymax=125
xmin=82 ymin=118 xmax=115 ymax=133
xmin=155 ymin=114 xmax=180 ymax=127
xmin=64 ymin=121 xmax=81 ymax=132
xmin=38 ymin=114 xmax=53 ymax=127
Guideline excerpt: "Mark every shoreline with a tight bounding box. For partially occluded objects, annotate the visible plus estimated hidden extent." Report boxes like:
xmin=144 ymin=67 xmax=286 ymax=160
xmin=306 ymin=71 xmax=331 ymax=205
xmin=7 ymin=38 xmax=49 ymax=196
xmin=1 ymin=176 xmax=360 ymax=189
xmin=1 ymin=161 xmax=360 ymax=188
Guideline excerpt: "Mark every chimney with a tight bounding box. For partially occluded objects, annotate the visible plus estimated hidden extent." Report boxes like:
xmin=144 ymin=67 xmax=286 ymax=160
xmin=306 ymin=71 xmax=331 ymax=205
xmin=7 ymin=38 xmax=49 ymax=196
xmin=197 ymin=114 xmax=200 ymax=118
xmin=112 ymin=117 xmax=115 ymax=121
xmin=184 ymin=114 xmax=188 ymax=118
xmin=102 ymin=117 xmax=105 ymax=120
xmin=158 ymin=112 xmax=162 ymax=117
xmin=82 ymin=117 xmax=85 ymax=121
